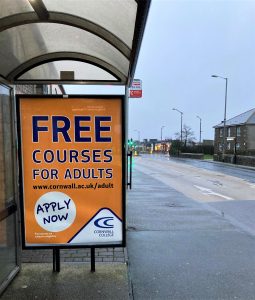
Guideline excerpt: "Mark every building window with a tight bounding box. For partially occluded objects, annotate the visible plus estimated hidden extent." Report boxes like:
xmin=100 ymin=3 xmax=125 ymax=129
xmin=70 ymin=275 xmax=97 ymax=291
xmin=236 ymin=142 xmax=240 ymax=150
xmin=236 ymin=126 xmax=241 ymax=136
xmin=219 ymin=143 xmax=223 ymax=152
xmin=227 ymin=142 xmax=231 ymax=150
xmin=227 ymin=127 xmax=231 ymax=137
xmin=219 ymin=128 xmax=223 ymax=137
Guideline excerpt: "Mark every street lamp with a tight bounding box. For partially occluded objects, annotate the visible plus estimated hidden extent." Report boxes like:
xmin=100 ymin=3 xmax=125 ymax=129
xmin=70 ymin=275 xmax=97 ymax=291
xmin=196 ymin=115 xmax=202 ymax=144
xmin=134 ymin=129 xmax=140 ymax=142
xmin=172 ymin=108 xmax=183 ymax=143
xmin=211 ymin=75 xmax=228 ymax=160
xmin=161 ymin=126 xmax=165 ymax=141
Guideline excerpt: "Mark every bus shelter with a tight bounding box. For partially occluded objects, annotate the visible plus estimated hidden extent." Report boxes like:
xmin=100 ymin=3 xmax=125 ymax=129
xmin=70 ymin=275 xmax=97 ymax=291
xmin=0 ymin=0 xmax=150 ymax=294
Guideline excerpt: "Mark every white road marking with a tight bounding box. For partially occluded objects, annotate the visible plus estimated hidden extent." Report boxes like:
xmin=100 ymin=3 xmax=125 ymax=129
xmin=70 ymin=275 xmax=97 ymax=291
xmin=193 ymin=185 xmax=234 ymax=200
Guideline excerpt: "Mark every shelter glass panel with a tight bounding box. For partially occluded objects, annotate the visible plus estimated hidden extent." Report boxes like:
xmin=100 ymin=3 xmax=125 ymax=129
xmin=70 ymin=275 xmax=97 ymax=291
xmin=43 ymin=0 xmax=137 ymax=47
xmin=0 ymin=0 xmax=33 ymax=18
xmin=0 ymin=84 xmax=18 ymax=293
xmin=19 ymin=61 xmax=117 ymax=81
xmin=0 ymin=86 xmax=14 ymax=206
xmin=0 ymin=214 xmax=17 ymax=284
xmin=0 ymin=23 xmax=128 ymax=79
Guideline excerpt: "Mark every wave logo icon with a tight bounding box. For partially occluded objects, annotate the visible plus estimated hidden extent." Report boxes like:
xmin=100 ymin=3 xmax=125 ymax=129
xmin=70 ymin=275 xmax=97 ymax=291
xmin=94 ymin=216 xmax=114 ymax=228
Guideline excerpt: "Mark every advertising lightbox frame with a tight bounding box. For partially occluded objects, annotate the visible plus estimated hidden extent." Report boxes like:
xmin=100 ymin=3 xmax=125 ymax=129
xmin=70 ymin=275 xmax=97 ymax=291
xmin=16 ymin=95 xmax=126 ymax=250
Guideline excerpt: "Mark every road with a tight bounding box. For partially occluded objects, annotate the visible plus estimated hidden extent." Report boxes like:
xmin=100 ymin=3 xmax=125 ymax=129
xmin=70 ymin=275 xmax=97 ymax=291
xmin=153 ymin=154 xmax=255 ymax=183
xmin=133 ymin=154 xmax=255 ymax=235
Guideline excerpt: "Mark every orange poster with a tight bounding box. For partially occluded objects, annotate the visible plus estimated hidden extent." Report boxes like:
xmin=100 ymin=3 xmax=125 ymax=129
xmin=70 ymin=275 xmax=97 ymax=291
xmin=18 ymin=96 xmax=124 ymax=247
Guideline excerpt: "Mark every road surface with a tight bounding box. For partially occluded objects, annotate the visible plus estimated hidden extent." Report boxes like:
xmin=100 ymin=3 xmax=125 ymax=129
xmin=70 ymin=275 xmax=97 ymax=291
xmin=133 ymin=154 xmax=255 ymax=235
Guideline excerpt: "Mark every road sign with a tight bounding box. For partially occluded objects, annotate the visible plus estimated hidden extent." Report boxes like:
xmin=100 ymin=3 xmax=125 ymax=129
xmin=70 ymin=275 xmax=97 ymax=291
xmin=17 ymin=95 xmax=125 ymax=248
xmin=129 ymin=79 xmax=142 ymax=98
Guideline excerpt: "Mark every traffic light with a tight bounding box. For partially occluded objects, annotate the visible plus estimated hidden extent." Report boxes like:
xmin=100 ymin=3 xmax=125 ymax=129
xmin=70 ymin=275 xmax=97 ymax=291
xmin=128 ymin=138 xmax=134 ymax=150
xmin=128 ymin=138 xmax=133 ymax=147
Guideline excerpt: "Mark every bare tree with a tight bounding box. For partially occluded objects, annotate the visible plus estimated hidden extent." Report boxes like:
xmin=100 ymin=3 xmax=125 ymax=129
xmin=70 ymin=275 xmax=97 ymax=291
xmin=175 ymin=124 xmax=196 ymax=147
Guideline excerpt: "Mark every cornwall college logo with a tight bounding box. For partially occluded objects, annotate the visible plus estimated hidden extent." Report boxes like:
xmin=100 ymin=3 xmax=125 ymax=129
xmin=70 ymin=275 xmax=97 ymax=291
xmin=68 ymin=208 xmax=122 ymax=244
xmin=94 ymin=216 xmax=114 ymax=228
xmin=93 ymin=214 xmax=115 ymax=238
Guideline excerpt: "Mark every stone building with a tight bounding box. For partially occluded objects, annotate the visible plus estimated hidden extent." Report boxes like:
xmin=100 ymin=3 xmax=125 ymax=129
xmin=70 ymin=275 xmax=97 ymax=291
xmin=214 ymin=108 xmax=255 ymax=157
xmin=16 ymin=84 xmax=64 ymax=95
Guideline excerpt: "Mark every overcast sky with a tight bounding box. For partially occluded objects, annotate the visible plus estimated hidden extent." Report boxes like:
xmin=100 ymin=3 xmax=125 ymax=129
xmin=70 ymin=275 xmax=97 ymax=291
xmin=66 ymin=0 xmax=255 ymax=142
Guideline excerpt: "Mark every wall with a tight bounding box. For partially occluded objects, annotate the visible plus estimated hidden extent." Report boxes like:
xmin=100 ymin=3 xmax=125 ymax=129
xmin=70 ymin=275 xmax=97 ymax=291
xmin=15 ymin=85 xmax=36 ymax=94
xmin=214 ymin=154 xmax=255 ymax=167
xmin=176 ymin=153 xmax=204 ymax=159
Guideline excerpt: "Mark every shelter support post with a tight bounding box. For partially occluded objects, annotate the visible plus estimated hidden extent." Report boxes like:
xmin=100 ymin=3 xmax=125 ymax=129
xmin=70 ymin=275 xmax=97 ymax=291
xmin=91 ymin=247 xmax=95 ymax=272
xmin=53 ymin=248 xmax=60 ymax=272
xmin=127 ymin=151 xmax=132 ymax=189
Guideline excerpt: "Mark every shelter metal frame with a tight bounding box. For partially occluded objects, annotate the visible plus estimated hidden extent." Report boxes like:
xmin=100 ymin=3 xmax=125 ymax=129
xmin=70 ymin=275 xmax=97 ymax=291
xmin=0 ymin=0 xmax=151 ymax=86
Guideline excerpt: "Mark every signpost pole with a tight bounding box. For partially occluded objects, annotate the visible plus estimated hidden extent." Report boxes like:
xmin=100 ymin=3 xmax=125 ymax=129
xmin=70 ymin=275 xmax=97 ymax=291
xmin=130 ymin=151 xmax=133 ymax=189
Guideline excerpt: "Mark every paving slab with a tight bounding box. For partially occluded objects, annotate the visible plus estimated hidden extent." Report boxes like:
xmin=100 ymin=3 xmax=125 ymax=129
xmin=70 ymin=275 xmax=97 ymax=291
xmin=1 ymin=263 xmax=129 ymax=300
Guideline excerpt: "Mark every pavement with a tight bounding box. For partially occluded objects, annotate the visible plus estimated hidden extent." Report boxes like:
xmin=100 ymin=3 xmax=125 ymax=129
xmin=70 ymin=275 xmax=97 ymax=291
xmin=1 ymin=263 xmax=129 ymax=300
xmin=2 ymin=160 xmax=255 ymax=299
xmin=1 ymin=245 xmax=128 ymax=300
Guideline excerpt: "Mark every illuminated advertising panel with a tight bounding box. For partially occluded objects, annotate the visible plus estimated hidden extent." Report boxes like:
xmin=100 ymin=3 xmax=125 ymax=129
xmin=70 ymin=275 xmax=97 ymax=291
xmin=18 ymin=96 xmax=125 ymax=248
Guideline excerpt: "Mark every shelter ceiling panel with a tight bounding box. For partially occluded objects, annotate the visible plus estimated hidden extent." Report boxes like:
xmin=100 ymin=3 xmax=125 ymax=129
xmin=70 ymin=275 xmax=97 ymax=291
xmin=43 ymin=0 xmax=137 ymax=48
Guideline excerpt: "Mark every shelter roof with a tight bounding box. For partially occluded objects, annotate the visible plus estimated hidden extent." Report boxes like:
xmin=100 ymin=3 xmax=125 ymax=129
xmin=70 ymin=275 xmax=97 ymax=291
xmin=0 ymin=0 xmax=150 ymax=85
xmin=214 ymin=108 xmax=255 ymax=128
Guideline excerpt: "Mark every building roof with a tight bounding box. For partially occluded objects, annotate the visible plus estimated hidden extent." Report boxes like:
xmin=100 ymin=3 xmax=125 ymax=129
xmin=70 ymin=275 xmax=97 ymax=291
xmin=0 ymin=0 xmax=150 ymax=86
xmin=214 ymin=108 xmax=255 ymax=128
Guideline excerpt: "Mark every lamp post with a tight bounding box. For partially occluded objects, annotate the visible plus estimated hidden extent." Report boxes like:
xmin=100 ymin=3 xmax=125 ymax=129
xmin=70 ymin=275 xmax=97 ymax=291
xmin=161 ymin=126 xmax=165 ymax=141
xmin=211 ymin=75 xmax=228 ymax=161
xmin=134 ymin=129 xmax=140 ymax=142
xmin=196 ymin=115 xmax=202 ymax=144
xmin=172 ymin=108 xmax=183 ymax=143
